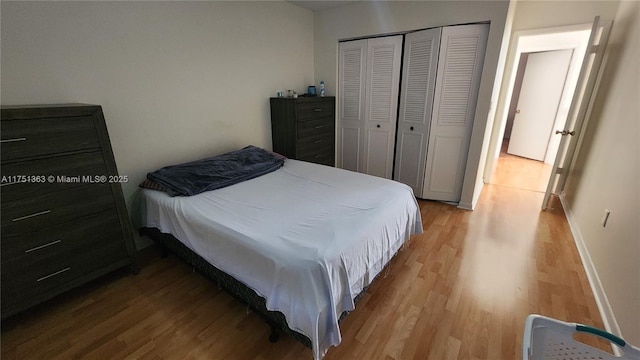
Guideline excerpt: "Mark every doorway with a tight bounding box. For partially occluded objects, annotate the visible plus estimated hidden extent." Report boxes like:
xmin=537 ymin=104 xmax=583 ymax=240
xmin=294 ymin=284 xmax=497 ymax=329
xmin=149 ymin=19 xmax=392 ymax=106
xmin=485 ymin=24 xmax=592 ymax=194
xmin=492 ymin=48 xmax=574 ymax=193
xmin=507 ymin=49 xmax=573 ymax=164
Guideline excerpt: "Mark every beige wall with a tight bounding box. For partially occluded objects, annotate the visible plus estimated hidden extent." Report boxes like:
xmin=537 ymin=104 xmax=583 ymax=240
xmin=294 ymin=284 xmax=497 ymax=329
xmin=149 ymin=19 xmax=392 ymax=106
xmin=563 ymin=0 xmax=640 ymax=345
xmin=512 ymin=0 xmax=621 ymax=32
xmin=1 ymin=1 xmax=314 ymax=248
xmin=313 ymin=0 xmax=511 ymax=209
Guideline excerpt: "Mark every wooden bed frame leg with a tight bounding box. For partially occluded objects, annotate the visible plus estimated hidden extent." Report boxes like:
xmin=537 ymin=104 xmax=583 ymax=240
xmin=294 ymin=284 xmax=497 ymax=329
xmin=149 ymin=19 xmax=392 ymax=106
xmin=268 ymin=323 xmax=280 ymax=343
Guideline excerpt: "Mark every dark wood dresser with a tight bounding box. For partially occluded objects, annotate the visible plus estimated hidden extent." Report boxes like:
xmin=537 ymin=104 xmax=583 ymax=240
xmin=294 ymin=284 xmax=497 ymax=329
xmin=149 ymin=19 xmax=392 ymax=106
xmin=1 ymin=104 xmax=138 ymax=319
xmin=270 ymin=96 xmax=335 ymax=167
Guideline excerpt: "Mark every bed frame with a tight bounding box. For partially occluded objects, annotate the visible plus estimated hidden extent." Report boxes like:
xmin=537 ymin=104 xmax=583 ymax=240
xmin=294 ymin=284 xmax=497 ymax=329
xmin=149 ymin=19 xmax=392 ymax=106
xmin=140 ymin=227 xmax=372 ymax=350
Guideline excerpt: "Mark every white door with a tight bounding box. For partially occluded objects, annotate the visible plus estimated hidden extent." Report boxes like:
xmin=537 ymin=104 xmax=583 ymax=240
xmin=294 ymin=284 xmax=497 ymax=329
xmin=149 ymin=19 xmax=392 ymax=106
xmin=508 ymin=49 xmax=574 ymax=161
xmin=422 ymin=24 xmax=489 ymax=202
xmin=362 ymin=36 xmax=403 ymax=179
xmin=338 ymin=39 xmax=367 ymax=172
xmin=542 ymin=17 xmax=612 ymax=209
xmin=394 ymin=28 xmax=442 ymax=197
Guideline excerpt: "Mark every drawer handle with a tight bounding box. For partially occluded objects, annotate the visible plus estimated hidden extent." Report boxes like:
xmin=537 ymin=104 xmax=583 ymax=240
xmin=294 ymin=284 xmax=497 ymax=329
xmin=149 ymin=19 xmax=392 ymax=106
xmin=37 ymin=267 xmax=71 ymax=282
xmin=314 ymin=154 xmax=322 ymax=158
xmin=12 ymin=210 xmax=51 ymax=222
xmin=25 ymin=240 xmax=62 ymax=253
xmin=313 ymin=140 xmax=322 ymax=144
xmin=1 ymin=181 xmax=21 ymax=187
xmin=314 ymin=125 xmax=326 ymax=129
xmin=1 ymin=137 xmax=27 ymax=143
xmin=314 ymin=108 xmax=323 ymax=112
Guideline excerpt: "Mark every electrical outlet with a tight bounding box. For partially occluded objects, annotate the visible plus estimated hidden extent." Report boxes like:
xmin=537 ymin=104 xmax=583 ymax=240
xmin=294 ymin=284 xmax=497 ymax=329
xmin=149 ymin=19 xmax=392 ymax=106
xmin=602 ymin=209 xmax=611 ymax=227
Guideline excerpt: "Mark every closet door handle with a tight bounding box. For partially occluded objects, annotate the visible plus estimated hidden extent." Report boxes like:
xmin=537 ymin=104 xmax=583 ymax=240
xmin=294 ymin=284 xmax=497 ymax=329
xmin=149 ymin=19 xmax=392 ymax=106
xmin=376 ymin=124 xmax=380 ymax=128
xmin=410 ymin=126 xmax=414 ymax=131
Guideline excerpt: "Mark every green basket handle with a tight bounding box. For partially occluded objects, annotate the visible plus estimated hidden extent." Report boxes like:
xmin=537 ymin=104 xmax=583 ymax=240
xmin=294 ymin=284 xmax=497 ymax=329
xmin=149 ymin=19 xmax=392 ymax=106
xmin=576 ymin=324 xmax=626 ymax=348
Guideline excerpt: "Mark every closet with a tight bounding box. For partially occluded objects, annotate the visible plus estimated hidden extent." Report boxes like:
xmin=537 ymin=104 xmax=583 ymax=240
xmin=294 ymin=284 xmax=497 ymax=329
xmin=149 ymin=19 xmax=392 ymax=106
xmin=338 ymin=35 xmax=402 ymax=179
xmin=338 ymin=24 xmax=489 ymax=202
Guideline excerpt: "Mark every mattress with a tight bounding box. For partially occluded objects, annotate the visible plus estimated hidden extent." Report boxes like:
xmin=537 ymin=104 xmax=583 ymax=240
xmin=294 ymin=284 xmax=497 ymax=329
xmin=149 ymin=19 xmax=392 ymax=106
xmin=136 ymin=159 xmax=422 ymax=359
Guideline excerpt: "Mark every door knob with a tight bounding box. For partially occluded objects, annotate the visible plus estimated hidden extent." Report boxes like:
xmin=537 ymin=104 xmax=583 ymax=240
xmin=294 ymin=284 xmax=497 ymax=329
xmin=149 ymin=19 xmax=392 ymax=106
xmin=410 ymin=126 xmax=414 ymax=131
xmin=515 ymin=109 xmax=521 ymax=114
xmin=376 ymin=124 xmax=380 ymax=128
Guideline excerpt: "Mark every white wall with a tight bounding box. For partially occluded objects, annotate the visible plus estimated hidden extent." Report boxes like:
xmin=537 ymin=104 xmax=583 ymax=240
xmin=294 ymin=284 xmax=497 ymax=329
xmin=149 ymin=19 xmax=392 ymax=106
xmin=313 ymin=0 xmax=511 ymax=209
xmin=1 ymin=1 xmax=314 ymax=248
xmin=562 ymin=0 xmax=640 ymax=345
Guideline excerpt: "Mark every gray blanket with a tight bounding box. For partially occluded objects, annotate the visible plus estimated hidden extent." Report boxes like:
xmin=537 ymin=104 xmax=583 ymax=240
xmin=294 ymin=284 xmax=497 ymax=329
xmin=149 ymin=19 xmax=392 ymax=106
xmin=147 ymin=145 xmax=285 ymax=196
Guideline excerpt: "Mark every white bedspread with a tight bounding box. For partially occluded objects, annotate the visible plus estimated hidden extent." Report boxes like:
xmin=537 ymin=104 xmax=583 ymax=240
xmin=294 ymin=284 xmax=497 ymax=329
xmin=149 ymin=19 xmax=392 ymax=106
xmin=137 ymin=159 xmax=422 ymax=359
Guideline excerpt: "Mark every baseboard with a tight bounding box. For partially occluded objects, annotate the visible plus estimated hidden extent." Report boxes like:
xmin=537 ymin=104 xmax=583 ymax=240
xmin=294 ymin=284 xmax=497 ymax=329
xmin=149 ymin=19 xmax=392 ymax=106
xmin=457 ymin=201 xmax=474 ymax=210
xmin=559 ymin=194 xmax=623 ymax=355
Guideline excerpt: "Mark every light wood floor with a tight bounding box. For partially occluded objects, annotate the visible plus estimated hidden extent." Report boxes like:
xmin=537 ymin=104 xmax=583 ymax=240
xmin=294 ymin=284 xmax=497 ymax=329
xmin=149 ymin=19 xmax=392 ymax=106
xmin=491 ymin=139 xmax=553 ymax=193
xmin=1 ymin=182 xmax=609 ymax=359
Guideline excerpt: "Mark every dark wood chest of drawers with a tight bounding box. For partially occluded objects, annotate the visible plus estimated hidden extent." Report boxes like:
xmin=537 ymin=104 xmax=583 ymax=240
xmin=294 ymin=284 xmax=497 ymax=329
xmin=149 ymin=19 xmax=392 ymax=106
xmin=270 ymin=96 xmax=335 ymax=167
xmin=1 ymin=104 xmax=137 ymax=319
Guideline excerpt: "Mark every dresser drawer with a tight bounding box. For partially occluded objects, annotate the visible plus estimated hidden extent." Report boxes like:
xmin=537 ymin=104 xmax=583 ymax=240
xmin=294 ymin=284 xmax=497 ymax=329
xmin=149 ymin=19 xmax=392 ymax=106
xmin=1 ymin=212 xmax=126 ymax=276
xmin=1 ymin=210 xmax=122 ymax=262
xmin=298 ymin=151 xmax=335 ymax=167
xmin=298 ymin=117 xmax=334 ymax=139
xmin=1 ymin=151 xmax=108 ymax=202
xmin=1 ymin=237 xmax=129 ymax=312
xmin=297 ymin=133 xmax=334 ymax=156
xmin=1 ymin=116 xmax=100 ymax=161
xmin=298 ymin=146 xmax=335 ymax=164
xmin=297 ymin=101 xmax=334 ymax=121
xmin=1 ymin=183 xmax=116 ymax=237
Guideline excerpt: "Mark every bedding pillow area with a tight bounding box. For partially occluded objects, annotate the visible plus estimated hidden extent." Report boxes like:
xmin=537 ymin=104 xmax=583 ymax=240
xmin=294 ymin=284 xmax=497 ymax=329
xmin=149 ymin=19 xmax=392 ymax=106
xmin=139 ymin=178 xmax=167 ymax=192
xmin=145 ymin=145 xmax=285 ymax=196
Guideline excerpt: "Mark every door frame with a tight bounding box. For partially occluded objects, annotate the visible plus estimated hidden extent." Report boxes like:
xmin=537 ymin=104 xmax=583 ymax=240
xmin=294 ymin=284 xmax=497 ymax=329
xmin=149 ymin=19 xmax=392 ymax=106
xmin=484 ymin=23 xmax=592 ymax=184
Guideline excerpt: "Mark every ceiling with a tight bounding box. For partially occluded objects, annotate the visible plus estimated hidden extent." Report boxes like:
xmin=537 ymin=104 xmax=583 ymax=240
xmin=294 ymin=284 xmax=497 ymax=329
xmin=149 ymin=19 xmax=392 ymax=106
xmin=288 ymin=1 xmax=361 ymax=12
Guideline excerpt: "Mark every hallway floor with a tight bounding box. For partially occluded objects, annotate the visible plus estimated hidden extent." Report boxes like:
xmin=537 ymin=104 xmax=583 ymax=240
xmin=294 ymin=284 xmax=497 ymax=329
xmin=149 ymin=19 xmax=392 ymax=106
xmin=491 ymin=139 xmax=553 ymax=193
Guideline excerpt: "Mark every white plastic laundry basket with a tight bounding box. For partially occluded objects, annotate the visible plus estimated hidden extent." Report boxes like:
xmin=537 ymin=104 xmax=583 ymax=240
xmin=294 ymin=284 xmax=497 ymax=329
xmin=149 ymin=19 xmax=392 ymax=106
xmin=523 ymin=314 xmax=640 ymax=360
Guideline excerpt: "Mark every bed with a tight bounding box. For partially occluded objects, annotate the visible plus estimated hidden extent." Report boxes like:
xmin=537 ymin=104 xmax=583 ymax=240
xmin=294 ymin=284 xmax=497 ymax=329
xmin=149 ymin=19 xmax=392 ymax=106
xmin=135 ymin=147 xmax=423 ymax=359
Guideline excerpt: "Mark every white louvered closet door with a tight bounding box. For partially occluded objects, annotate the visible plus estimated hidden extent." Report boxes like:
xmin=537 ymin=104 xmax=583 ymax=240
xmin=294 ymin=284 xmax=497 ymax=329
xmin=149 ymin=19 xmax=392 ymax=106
xmin=422 ymin=24 xmax=489 ymax=201
xmin=394 ymin=28 xmax=442 ymax=197
xmin=362 ymin=36 xmax=403 ymax=179
xmin=338 ymin=39 xmax=367 ymax=172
